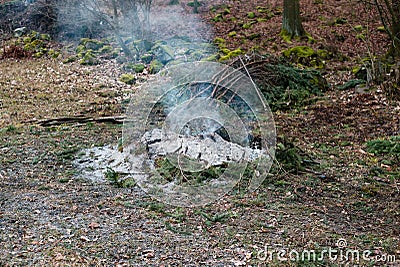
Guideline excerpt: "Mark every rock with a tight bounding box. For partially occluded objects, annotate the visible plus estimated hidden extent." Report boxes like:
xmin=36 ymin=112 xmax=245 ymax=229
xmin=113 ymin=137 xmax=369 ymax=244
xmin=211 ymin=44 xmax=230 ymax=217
xmin=152 ymin=44 xmax=174 ymax=64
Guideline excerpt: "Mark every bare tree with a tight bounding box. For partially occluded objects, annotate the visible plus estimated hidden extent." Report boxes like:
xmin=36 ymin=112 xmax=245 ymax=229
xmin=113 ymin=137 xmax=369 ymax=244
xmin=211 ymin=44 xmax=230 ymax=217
xmin=60 ymin=0 xmax=152 ymax=58
xmin=373 ymin=0 xmax=400 ymax=57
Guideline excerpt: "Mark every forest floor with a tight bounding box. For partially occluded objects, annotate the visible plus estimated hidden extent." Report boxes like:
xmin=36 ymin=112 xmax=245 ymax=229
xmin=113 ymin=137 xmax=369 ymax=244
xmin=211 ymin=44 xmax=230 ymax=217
xmin=0 ymin=0 xmax=399 ymax=266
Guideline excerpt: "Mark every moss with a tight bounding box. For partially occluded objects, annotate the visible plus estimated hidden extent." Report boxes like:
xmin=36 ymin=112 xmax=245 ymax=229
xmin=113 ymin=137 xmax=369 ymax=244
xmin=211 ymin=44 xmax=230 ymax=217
xmin=279 ymin=29 xmax=293 ymax=43
xmin=79 ymin=51 xmax=99 ymax=65
xmin=283 ymin=46 xmax=315 ymax=58
xmin=149 ymin=59 xmax=163 ymax=74
xmin=214 ymin=37 xmax=226 ymax=45
xmin=228 ymin=31 xmax=237 ymax=37
xmin=202 ymin=54 xmax=219 ymax=62
xmin=356 ymin=33 xmax=365 ymax=40
xmin=111 ymin=49 xmax=120 ymax=58
xmin=257 ymin=18 xmax=268 ymax=23
xmin=23 ymin=37 xmax=32 ymax=44
xmin=316 ymin=49 xmax=332 ymax=60
xmin=24 ymin=39 xmax=44 ymax=51
xmin=133 ymin=63 xmax=145 ymax=73
xmin=99 ymin=45 xmax=113 ymax=54
xmin=120 ymin=73 xmax=136 ymax=85
xmin=242 ymin=22 xmax=253 ymax=29
xmin=283 ymin=46 xmax=326 ymax=68
xmin=48 ymin=49 xmax=60 ymax=58
xmin=33 ymin=51 xmax=44 ymax=58
xmin=212 ymin=13 xmax=223 ymax=22
xmin=80 ymin=38 xmax=104 ymax=51
xmin=40 ymin=34 xmax=51 ymax=41
xmin=354 ymin=25 xmax=363 ymax=32
xmin=256 ymin=6 xmax=269 ymax=13
xmin=76 ymin=45 xmax=86 ymax=54
xmin=223 ymin=8 xmax=230 ymax=14
xmin=220 ymin=48 xmax=231 ymax=55
xmin=377 ymin=26 xmax=386 ymax=32
xmin=247 ymin=12 xmax=255 ymax=19
xmin=63 ymin=56 xmax=77 ymax=63
xmin=29 ymin=31 xmax=40 ymax=39
xmin=219 ymin=48 xmax=243 ymax=61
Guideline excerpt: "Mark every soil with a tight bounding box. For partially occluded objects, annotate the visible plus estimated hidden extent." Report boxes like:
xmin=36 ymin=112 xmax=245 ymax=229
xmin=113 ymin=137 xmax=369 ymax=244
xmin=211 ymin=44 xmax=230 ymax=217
xmin=0 ymin=0 xmax=399 ymax=266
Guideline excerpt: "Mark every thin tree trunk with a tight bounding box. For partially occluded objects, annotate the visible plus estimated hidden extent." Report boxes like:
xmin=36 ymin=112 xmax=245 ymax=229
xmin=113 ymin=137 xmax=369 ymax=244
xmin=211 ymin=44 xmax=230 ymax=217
xmin=390 ymin=0 xmax=400 ymax=57
xmin=282 ymin=0 xmax=305 ymax=37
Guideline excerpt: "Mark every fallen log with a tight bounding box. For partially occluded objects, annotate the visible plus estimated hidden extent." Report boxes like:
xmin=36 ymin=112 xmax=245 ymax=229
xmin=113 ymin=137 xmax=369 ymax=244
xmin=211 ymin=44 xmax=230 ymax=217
xmin=26 ymin=115 xmax=125 ymax=126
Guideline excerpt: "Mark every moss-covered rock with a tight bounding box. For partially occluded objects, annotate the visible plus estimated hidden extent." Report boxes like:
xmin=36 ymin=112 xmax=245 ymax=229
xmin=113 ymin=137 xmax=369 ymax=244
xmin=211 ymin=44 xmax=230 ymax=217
xmin=120 ymin=73 xmax=136 ymax=85
xmin=133 ymin=63 xmax=145 ymax=73
xmin=79 ymin=51 xmax=99 ymax=65
xmin=99 ymin=45 xmax=113 ymax=54
xmin=214 ymin=37 xmax=226 ymax=45
xmin=48 ymin=49 xmax=60 ymax=58
xmin=141 ymin=54 xmax=153 ymax=64
xmin=219 ymin=48 xmax=243 ymax=61
xmin=152 ymin=44 xmax=174 ymax=64
xmin=283 ymin=46 xmax=325 ymax=68
xmin=149 ymin=59 xmax=164 ymax=74
xmin=80 ymin=38 xmax=104 ymax=51
xmin=134 ymin=39 xmax=154 ymax=53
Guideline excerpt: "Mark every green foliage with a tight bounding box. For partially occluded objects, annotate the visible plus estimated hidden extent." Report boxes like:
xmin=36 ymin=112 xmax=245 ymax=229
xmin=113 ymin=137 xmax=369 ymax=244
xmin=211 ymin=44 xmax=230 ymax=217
xmin=119 ymin=73 xmax=136 ymax=85
xmin=366 ymin=136 xmax=400 ymax=155
xmin=250 ymin=58 xmax=328 ymax=110
xmin=275 ymin=136 xmax=304 ymax=173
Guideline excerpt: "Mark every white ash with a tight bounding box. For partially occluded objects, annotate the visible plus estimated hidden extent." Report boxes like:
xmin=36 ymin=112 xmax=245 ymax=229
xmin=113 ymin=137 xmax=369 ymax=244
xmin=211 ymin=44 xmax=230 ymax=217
xmin=142 ymin=128 xmax=265 ymax=167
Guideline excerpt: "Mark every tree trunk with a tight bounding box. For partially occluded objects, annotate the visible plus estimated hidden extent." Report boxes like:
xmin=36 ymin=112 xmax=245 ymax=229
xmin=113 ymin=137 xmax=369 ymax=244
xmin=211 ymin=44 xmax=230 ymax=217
xmin=282 ymin=0 xmax=305 ymax=37
xmin=390 ymin=0 xmax=400 ymax=57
